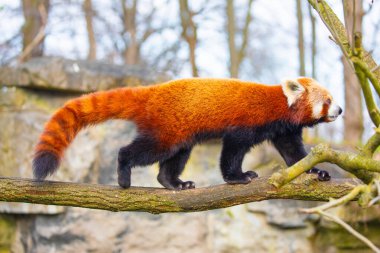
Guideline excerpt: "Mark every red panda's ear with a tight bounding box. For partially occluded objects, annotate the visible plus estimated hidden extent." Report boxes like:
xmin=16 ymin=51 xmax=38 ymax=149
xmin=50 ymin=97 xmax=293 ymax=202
xmin=281 ymin=79 xmax=305 ymax=106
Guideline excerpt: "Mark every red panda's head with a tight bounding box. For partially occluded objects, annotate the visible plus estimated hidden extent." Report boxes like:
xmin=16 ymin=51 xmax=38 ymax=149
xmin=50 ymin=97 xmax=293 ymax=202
xmin=281 ymin=77 xmax=342 ymax=125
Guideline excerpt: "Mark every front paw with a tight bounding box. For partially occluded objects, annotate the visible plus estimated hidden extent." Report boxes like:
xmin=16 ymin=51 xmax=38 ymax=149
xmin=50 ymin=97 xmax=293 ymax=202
xmin=224 ymin=171 xmax=258 ymax=184
xmin=307 ymin=168 xmax=331 ymax=181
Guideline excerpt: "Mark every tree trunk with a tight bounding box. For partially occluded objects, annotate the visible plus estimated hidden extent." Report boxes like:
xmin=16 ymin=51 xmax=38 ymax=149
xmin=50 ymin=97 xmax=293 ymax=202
xmin=21 ymin=0 xmax=50 ymax=61
xmin=342 ymin=0 xmax=364 ymax=145
xmin=226 ymin=0 xmax=254 ymax=78
xmin=83 ymin=0 xmax=97 ymax=60
xmin=308 ymin=4 xmax=317 ymax=79
xmin=121 ymin=0 xmax=140 ymax=65
xmin=308 ymin=3 xmax=319 ymax=138
xmin=179 ymin=0 xmax=199 ymax=77
xmin=296 ymin=0 xmax=306 ymax=76
xmin=226 ymin=0 xmax=238 ymax=78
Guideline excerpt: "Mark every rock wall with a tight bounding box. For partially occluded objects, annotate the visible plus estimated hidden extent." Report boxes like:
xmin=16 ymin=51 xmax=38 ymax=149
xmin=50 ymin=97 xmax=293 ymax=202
xmin=0 ymin=58 xmax=379 ymax=253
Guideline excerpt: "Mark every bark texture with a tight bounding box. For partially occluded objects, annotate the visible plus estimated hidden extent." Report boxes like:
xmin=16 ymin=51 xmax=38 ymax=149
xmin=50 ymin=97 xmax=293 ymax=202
xmin=0 ymin=176 xmax=359 ymax=214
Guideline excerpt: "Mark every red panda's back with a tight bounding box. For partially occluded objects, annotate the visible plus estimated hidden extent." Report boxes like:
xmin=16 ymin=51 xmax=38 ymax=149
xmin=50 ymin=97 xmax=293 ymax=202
xmin=135 ymin=78 xmax=288 ymax=148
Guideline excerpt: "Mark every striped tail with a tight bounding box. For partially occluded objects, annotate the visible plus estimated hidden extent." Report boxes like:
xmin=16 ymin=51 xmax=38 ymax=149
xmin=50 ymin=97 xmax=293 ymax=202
xmin=33 ymin=87 xmax=140 ymax=180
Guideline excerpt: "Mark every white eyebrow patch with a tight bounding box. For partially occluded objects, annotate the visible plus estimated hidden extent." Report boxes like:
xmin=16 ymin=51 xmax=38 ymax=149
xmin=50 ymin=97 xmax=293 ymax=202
xmin=312 ymin=101 xmax=323 ymax=119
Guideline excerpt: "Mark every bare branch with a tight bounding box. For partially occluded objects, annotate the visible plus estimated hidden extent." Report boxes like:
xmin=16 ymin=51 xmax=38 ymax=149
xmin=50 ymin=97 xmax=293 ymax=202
xmin=312 ymin=211 xmax=380 ymax=253
xmin=308 ymin=0 xmax=380 ymax=80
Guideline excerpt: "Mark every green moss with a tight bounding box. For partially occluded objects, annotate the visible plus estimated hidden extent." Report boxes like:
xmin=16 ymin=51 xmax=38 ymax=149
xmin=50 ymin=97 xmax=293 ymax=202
xmin=0 ymin=215 xmax=16 ymax=253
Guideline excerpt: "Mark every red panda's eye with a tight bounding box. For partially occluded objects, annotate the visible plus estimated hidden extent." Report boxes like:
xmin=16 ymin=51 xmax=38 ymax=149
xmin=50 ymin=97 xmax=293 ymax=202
xmin=325 ymin=98 xmax=331 ymax=105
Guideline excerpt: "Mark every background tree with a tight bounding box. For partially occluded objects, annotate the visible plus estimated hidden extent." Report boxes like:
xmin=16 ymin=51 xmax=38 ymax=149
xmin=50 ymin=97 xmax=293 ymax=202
xmin=308 ymin=4 xmax=317 ymax=80
xmin=296 ymin=0 xmax=305 ymax=76
xmin=226 ymin=0 xmax=254 ymax=78
xmin=179 ymin=0 xmax=199 ymax=77
xmin=20 ymin=0 xmax=50 ymax=62
xmin=83 ymin=0 xmax=97 ymax=60
xmin=342 ymin=0 xmax=364 ymax=145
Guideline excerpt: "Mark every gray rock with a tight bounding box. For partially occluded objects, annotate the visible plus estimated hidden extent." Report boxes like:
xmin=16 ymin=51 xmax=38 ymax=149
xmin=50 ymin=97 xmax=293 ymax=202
xmin=12 ymin=209 xmax=210 ymax=253
xmin=0 ymin=57 xmax=169 ymax=92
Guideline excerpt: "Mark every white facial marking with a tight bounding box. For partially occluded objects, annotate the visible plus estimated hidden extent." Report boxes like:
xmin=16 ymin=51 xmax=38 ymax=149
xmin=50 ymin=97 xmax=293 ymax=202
xmin=281 ymin=79 xmax=305 ymax=106
xmin=312 ymin=101 xmax=323 ymax=119
xmin=327 ymin=101 xmax=341 ymax=121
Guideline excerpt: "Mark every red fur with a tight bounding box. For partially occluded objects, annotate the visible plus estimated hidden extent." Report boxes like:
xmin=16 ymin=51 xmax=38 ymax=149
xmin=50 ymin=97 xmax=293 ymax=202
xmin=35 ymin=78 xmax=316 ymax=158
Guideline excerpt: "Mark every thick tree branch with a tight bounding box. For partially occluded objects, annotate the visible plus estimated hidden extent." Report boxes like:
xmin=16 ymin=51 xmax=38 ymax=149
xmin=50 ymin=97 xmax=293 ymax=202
xmin=0 ymin=176 xmax=359 ymax=214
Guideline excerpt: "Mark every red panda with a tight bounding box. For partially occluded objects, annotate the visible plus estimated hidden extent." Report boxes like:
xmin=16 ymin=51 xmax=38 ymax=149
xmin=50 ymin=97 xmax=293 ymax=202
xmin=33 ymin=77 xmax=342 ymax=190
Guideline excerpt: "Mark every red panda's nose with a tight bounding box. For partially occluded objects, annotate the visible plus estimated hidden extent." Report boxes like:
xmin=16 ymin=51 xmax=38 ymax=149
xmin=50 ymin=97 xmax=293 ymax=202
xmin=338 ymin=107 xmax=343 ymax=115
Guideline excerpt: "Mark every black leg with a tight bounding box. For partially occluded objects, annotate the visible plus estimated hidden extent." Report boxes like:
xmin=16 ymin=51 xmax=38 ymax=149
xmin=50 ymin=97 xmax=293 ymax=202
xmin=271 ymin=130 xmax=330 ymax=181
xmin=117 ymin=135 xmax=174 ymax=188
xmin=157 ymin=147 xmax=194 ymax=190
xmin=220 ymin=134 xmax=258 ymax=184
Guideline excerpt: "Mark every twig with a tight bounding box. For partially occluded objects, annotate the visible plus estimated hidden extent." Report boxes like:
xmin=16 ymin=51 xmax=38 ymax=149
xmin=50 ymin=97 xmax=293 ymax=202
xmin=318 ymin=211 xmax=380 ymax=253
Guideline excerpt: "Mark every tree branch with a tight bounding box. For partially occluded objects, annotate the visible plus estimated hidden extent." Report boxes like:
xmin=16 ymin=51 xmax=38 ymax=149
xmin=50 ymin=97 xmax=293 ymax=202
xmin=308 ymin=0 xmax=380 ymax=80
xmin=269 ymin=144 xmax=378 ymax=187
xmin=0 ymin=176 xmax=359 ymax=214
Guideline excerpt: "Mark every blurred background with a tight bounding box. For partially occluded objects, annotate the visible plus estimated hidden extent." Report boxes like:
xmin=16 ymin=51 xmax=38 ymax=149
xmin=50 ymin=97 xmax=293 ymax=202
xmin=0 ymin=0 xmax=379 ymax=252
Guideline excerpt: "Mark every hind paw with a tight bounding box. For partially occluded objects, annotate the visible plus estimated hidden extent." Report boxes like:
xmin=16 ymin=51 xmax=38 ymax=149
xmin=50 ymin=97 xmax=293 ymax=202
xmin=224 ymin=171 xmax=258 ymax=184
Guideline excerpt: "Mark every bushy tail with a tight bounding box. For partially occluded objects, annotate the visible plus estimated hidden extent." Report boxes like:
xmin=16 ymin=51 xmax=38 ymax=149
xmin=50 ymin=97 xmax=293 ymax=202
xmin=33 ymin=87 xmax=140 ymax=180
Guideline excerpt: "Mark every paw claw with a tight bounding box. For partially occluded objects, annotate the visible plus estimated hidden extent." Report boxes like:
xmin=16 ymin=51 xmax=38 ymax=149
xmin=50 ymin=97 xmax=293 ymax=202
xmin=318 ymin=170 xmax=331 ymax=181
xmin=179 ymin=181 xmax=195 ymax=190
xmin=307 ymin=168 xmax=331 ymax=181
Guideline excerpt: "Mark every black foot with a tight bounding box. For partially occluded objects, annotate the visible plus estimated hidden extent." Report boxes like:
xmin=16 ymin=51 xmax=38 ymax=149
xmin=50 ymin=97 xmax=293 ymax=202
xmin=157 ymin=174 xmax=195 ymax=190
xmin=224 ymin=171 xmax=258 ymax=184
xmin=117 ymin=166 xmax=131 ymax=188
xmin=307 ymin=168 xmax=331 ymax=181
